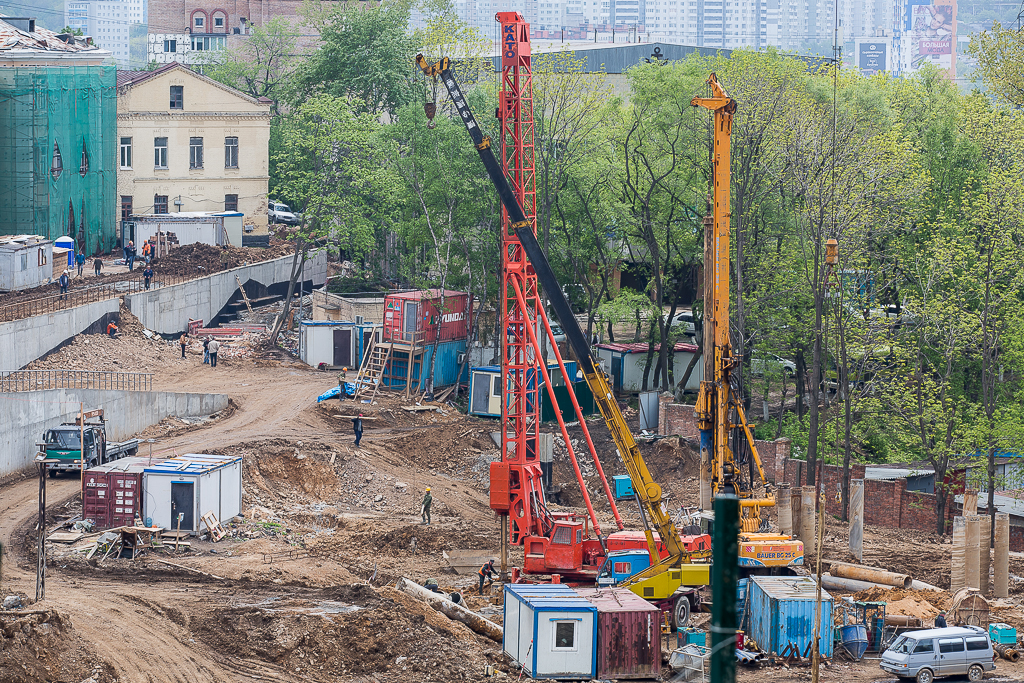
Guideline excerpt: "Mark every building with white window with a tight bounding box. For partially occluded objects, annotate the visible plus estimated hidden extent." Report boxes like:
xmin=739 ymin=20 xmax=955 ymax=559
xmin=64 ymin=0 xmax=146 ymax=68
xmin=116 ymin=63 xmax=272 ymax=240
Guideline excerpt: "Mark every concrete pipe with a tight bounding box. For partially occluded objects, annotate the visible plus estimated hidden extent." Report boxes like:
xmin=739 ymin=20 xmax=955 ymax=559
xmin=395 ymin=577 xmax=503 ymax=643
xmin=965 ymin=515 xmax=981 ymax=591
xmin=801 ymin=487 xmax=816 ymax=555
xmin=980 ymin=515 xmax=992 ymax=596
xmin=777 ymin=483 xmax=792 ymax=536
xmin=995 ymin=513 xmax=1010 ymax=599
xmin=884 ymin=615 xmax=922 ymax=627
xmin=910 ymin=579 xmax=943 ymax=592
xmin=951 ymin=516 xmax=966 ymax=592
xmin=828 ymin=561 xmax=912 ymax=589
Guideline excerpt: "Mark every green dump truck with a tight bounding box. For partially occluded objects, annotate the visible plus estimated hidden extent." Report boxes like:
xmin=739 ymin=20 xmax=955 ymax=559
xmin=41 ymin=409 xmax=139 ymax=476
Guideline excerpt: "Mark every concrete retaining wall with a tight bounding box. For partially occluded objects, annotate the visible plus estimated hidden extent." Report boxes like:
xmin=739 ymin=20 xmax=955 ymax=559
xmin=0 ymin=298 xmax=121 ymax=375
xmin=127 ymin=249 xmax=329 ymax=334
xmin=0 ymin=388 xmax=228 ymax=477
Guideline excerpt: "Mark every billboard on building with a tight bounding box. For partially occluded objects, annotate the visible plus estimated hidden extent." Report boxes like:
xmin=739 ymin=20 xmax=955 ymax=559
xmin=905 ymin=0 xmax=956 ymax=74
xmin=858 ymin=41 xmax=888 ymax=74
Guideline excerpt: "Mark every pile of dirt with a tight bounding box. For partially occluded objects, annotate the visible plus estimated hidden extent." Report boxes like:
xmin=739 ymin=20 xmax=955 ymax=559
xmin=1 ymin=610 xmax=116 ymax=683
xmin=190 ymin=584 xmax=500 ymax=681
xmin=851 ymin=587 xmax=950 ymax=611
xmin=26 ymin=322 xmax=189 ymax=373
xmin=236 ymin=439 xmax=342 ymax=501
xmin=150 ymin=242 xmax=293 ymax=278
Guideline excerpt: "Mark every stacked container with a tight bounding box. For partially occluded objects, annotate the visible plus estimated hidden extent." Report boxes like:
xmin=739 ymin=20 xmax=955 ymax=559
xmin=83 ymin=458 xmax=148 ymax=529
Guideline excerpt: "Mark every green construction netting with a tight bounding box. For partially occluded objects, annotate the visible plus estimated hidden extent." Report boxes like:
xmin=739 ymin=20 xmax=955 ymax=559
xmin=0 ymin=64 xmax=117 ymax=254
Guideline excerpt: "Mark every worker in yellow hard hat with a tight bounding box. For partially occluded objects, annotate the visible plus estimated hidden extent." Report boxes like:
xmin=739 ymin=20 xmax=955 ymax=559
xmin=421 ymin=487 xmax=432 ymax=525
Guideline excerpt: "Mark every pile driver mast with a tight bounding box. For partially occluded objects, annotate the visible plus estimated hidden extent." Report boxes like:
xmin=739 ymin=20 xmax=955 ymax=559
xmin=692 ymin=75 xmax=803 ymax=568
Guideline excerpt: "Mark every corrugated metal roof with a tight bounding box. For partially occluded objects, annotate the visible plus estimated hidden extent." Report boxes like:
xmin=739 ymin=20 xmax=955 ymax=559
xmin=506 ymin=584 xmax=596 ymax=610
xmin=574 ymin=587 xmax=660 ymax=613
xmin=143 ymin=453 xmax=241 ymax=475
xmin=956 ymin=493 xmax=1024 ymax=519
xmin=751 ymin=576 xmax=832 ymax=601
xmin=597 ymin=341 xmax=699 ymax=354
xmin=387 ymin=288 xmax=468 ymax=301
xmin=865 ymin=466 xmax=934 ymax=481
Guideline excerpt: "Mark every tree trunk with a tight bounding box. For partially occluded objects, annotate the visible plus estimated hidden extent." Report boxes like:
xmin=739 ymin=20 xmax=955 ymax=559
xmin=269 ymin=238 xmax=306 ymax=345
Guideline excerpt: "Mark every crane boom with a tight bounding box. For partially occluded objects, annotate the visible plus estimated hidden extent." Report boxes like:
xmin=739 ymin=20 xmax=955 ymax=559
xmin=417 ymin=54 xmax=700 ymax=586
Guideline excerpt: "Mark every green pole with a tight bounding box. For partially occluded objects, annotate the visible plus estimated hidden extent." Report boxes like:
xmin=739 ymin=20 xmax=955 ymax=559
xmin=711 ymin=494 xmax=739 ymax=683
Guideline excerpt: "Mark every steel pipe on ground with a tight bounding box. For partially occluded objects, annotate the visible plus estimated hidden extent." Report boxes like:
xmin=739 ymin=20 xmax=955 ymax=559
xmin=816 ymin=573 xmax=891 ymax=593
xmin=395 ymin=577 xmax=503 ymax=643
xmin=994 ymin=644 xmax=1020 ymax=662
xmin=910 ymin=579 xmax=943 ymax=592
xmin=828 ymin=561 xmax=912 ymax=589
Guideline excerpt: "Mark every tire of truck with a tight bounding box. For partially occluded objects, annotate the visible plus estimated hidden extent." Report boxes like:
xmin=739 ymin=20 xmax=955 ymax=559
xmin=127 ymin=447 xmax=138 ymax=456
xmin=47 ymin=469 xmax=57 ymax=478
xmin=672 ymin=594 xmax=692 ymax=630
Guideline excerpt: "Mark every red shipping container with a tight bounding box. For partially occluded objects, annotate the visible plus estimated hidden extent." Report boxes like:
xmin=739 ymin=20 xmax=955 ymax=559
xmin=383 ymin=289 xmax=470 ymax=344
xmin=83 ymin=461 xmax=145 ymax=529
xmin=575 ymin=587 xmax=662 ymax=680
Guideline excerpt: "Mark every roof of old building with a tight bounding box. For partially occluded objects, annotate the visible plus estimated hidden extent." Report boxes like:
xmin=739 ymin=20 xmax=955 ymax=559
xmin=0 ymin=16 xmax=107 ymax=55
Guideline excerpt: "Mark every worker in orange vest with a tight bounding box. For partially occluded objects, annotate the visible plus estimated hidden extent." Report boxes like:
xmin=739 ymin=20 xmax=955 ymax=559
xmin=478 ymin=559 xmax=496 ymax=595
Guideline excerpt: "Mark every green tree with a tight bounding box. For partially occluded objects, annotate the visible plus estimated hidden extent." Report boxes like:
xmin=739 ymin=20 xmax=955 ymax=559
xmin=294 ymin=0 xmax=417 ymax=116
xmin=200 ymin=18 xmax=300 ymax=106
xmin=270 ymin=95 xmax=397 ymax=342
xmin=968 ymin=22 xmax=1024 ymax=108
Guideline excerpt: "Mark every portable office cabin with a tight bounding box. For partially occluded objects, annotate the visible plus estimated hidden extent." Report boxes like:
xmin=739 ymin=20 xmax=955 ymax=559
xmin=126 ymin=212 xmax=243 ymax=250
xmin=574 ymin=587 xmax=661 ymax=680
xmin=142 ymin=454 xmax=242 ymax=533
xmin=299 ymin=320 xmax=379 ymax=369
xmin=468 ymin=361 xmax=582 ymax=419
xmin=748 ymin=576 xmax=833 ymax=658
xmin=595 ymin=342 xmax=703 ymax=393
xmin=0 ymin=235 xmax=53 ymax=291
xmin=504 ymin=584 xmax=597 ymax=680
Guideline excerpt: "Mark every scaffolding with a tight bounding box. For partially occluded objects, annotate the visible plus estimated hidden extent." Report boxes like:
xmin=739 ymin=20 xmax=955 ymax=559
xmin=0 ymin=65 xmax=117 ymax=254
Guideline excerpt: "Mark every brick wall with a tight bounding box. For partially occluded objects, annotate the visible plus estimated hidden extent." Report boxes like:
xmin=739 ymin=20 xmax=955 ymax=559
xmin=150 ymin=0 xmax=312 ymax=36
xmin=776 ymin=456 xmax=956 ymax=535
xmin=1010 ymin=525 xmax=1024 ymax=552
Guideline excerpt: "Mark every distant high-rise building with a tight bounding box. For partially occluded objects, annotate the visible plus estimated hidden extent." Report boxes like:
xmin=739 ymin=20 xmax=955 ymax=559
xmin=65 ymin=0 xmax=146 ymax=68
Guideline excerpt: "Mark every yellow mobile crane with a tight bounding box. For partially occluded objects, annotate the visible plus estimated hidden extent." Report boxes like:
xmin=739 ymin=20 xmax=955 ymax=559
xmin=692 ymin=74 xmax=804 ymax=570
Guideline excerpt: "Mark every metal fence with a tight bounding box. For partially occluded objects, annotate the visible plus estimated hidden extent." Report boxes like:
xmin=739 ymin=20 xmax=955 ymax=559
xmin=0 ymin=268 xmax=205 ymax=323
xmin=0 ymin=370 xmax=153 ymax=392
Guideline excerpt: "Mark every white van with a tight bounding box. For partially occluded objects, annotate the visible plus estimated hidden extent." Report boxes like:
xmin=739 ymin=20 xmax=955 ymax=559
xmin=879 ymin=626 xmax=995 ymax=683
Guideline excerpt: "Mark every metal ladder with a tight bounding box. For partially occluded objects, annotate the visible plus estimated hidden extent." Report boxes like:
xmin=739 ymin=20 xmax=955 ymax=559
xmin=352 ymin=339 xmax=392 ymax=402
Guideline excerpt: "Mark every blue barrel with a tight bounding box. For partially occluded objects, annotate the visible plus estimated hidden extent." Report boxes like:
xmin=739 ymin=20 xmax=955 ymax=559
xmin=840 ymin=624 xmax=868 ymax=661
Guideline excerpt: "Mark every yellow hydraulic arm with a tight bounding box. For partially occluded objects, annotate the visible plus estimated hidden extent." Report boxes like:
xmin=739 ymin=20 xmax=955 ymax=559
xmin=692 ymin=73 xmax=775 ymax=531
xmin=423 ymin=51 xmax=704 ymax=586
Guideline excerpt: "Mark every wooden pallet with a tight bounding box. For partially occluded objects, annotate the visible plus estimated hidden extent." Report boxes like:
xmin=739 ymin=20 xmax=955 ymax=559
xmin=200 ymin=511 xmax=228 ymax=541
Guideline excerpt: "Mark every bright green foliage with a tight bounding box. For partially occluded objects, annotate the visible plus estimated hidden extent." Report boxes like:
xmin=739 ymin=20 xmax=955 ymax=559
xmin=200 ymin=18 xmax=300 ymax=105
xmin=968 ymin=22 xmax=1024 ymax=108
xmin=294 ymin=0 xmax=417 ymax=116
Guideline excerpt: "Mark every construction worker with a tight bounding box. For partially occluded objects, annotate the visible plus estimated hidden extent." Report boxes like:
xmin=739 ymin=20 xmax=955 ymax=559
xmin=337 ymin=367 xmax=348 ymax=401
xmin=124 ymin=241 xmax=136 ymax=271
xmin=93 ymin=257 xmax=102 ymax=277
xmin=202 ymin=337 xmax=210 ymax=364
xmin=58 ymin=270 xmax=70 ymax=300
xmin=75 ymin=252 xmax=85 ymax=276
xmin=421 ymin=487 xmax=432 ymax=525
xmin=935 ymin=612 xmax=947 ymax=628
xmin=143 ymin=265 xmax=154 ymax=290
xmin=478 ymin=559 xmax=496 ymax=595
xmin=179 ymin=332 xmax=188 ymax=359
xmin=106 ymin=321 xmax=119 ymax=337
xmin=141 ymin=240 xmax=152 ymax=265
xmin=424 ymin=578 xmax=444 ymax=594
xmin=208 ymin=338 xmax=220 ymax=367
xmin=352 ymin=413 xmax=363 ymax=446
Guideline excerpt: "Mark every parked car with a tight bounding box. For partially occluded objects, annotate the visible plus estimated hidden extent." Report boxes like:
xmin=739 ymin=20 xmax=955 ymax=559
xmin=547 ymin=323 xmax=566 ymax=343
xmin=749 ymin=352 xmax=796 ymax=378
xmin=667 ymin=310 xmax=697 ymax=336
xmin=268 ymin=200 xmax=300 ymax=225
xmin=879 ymin=626 xmax=994 ymax=683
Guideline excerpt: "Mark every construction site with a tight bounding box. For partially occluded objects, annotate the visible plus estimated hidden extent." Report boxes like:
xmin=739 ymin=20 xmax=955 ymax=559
xmin=4 ymin=12 xmax=1024 ymax=683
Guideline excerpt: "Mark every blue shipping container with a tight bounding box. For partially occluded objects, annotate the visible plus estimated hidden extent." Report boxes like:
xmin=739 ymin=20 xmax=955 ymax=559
xmin=381 ymin=339 xmax=468 ymax=389
xmin=748 ymin=576 xmax=833 ymax=658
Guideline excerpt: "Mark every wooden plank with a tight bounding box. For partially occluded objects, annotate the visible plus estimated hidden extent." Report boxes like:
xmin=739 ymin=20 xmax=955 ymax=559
xmin=46 ymin=531 xmax=84 ymax=543
xmin=401 ymin=405 xmax=438 ymax=412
